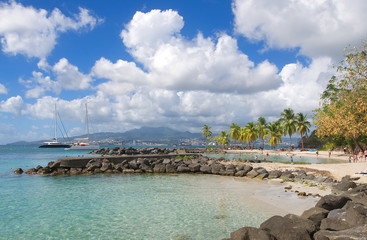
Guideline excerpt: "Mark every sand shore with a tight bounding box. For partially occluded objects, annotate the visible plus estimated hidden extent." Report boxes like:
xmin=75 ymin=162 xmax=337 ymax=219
xmin=225 ymin=149 xmax=367 ymax=184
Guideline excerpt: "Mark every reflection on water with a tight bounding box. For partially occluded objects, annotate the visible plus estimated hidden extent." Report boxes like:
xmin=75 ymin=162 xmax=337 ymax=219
xmin=204 ymin=153 xmax=344 ymax=164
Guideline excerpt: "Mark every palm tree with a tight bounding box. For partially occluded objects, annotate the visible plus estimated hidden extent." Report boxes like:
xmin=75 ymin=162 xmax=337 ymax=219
xmin=244 ymin=122 xmax=258 ymax=149
xmin=295 ymin=113 xmax=311 ymax=150
xmin=217 ymin=131 xmax=230 ymax=148
xmin=280 ymin=108 xmax=296 ymax=149
xmin=256 ymin=117 xmax=268 ymax=150
xmin=266 ymin=122 xmax=283 ymax=149
xmin=201 ymin=124 xmax=212 ymax=146
xmin=238 ymin=127 xmax=247 ymax=146
xmin=228 ymin=123 xmax=240 ymax=145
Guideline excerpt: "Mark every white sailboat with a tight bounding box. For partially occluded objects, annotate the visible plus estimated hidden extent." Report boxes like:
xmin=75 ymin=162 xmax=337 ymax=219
xmin=39 ymin=104 xmax=71 ymax=148
xmin=68 ymin=103 xmax=99 ymax=150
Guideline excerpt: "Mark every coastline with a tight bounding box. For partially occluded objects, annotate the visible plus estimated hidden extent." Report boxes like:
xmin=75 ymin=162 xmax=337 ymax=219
xmin=226 ymin=149 xmax=367 ymax=184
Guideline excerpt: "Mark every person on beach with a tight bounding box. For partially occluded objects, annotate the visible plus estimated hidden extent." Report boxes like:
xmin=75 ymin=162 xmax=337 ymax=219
xmin=290 ymin=156 xmax=294 ymax=164
xmin=266 ymin=152 xmax=269 ymax=157
xmin=348 ymin=156 xmax=352 ymax=163
xmin=365 ymin=149 xmax=367 ymax=160
xmin=354 ymin=151 xmax=358 ymax=163
xmin=262 ymin=156 xmax=266 ymax=161
xmin=328 ymin=149 xmax=331 ymax=158
xmin=316 ymin=149 xmax=318 ymax=157
xmin=255 ymin=155 xmax=258 ymax=161
xmin=359 ymin=150 xmax=364 ymax=161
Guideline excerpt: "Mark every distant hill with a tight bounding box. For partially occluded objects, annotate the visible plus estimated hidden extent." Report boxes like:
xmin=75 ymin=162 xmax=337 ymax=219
xmin=7 ymin=127 xmax=203 ymax=145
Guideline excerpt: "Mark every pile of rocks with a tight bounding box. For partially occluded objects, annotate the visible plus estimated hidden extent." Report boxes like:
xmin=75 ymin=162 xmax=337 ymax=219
xmin=225 ymin=183 xmax=367 ymax=240
xmin=90 ymin=147 xmax=176 ymax=155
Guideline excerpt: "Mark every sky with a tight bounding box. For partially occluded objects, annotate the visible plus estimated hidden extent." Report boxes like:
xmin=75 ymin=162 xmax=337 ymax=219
xmin=0 ymin=0 xmax=367 ymax=144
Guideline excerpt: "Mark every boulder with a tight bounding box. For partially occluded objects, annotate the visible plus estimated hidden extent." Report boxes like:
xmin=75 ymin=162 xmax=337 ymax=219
xmin=254 ymin=167 xmax=268 ymax=174
xmin=280 ymin=171 xmax=295 ymax=181
xmin=301 ymin=207 xmax=330 ymax=226
xmin=153 ymin=164 xmax=166 ymax=173
xmin=268 ymin=170 xmax=282 ymax=179
xmin=343 ymin=201 xmax=367 ymax=226
xmin=315 ymin=195 xmax=351 ymax=211
xmin=200 ymin=165 xmax=211 ymax=174
xmin=313 ymin=225 xmax=367 ymax=240
xmin=284 ymin=214 xmax=317 ymax=235
xmin=140 ymin=164 xmax=152 ymax=173
xmin=333 ymin=181 xmax=357 ymax=193
xmin=235 ymin=170 xmax=247 ymax=177
xmin=25 ymin=168 xmax=37 ymax=174
xmin=162 ymin=159 xmax=171 ymax=165
xmin=230 ymin=227 xmax=275 ymax=240
xmin=100 ymin=162 xmax=112 ymax=172
xmin=320 ymin=218 xmax=351 ymax=231
xmin=242 ymin=165 xmax=253 ymax=174
xmin=260 ymin=215 xmax=312 ymax=240
xmin=48 ymin=160 xmax=61 ymax=170
xmin=256 ymin=172 xmax=269 ymax=180
xmin=128 ymin=160 xmax=139 ymax=170
xmin=165 ymin=164 xmax=177 ymax=173
xmin=177 ymin=165 xmax=190 ymax=173
xmin=188 ymin=163 xmax=201 ymax=172
xmin=211 ymin=163 xmax=225 ymax=175
xmin=86 ymin=159 xmax=102 ymax=171
xmin=235 ymin=164 xmax=245 ymax=171
xmin=246 ymin=170 xmax=259 ymax=178
xmin=14 ymin=168 xmax=23 ymax=174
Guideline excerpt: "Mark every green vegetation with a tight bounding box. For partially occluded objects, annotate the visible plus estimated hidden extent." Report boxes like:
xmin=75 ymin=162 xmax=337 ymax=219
xmin=314 ymin=43 xmax=367 ymax=151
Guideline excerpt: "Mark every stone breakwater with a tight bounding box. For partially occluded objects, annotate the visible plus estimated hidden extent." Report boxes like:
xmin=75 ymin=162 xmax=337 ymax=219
xmin=14 ymin=147 xmax=367 ymax=240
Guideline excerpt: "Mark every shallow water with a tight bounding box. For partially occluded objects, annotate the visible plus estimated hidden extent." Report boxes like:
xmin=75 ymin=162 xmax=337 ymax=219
xmin=0 ymin=145 xmax=318 ymax=239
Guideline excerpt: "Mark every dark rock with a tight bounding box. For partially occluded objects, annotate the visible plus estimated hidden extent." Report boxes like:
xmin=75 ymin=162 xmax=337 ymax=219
xmin=25 ymin=168 xmax=37 ymax=174
xmin=333 ymin=181 xmax=357 ymax=193
xmin=235 ymin=170 xmax=247 ymax=177
xmin=343 ymin=201 xmax=367 ymax=226
xmin=256 ymin=172 xmax=269 ymax=179
xmin=315 ymin=195 xmax=351 ymax=211
xmin=188 ymin=163 xmax=201 ymax=172
xmin=254 ymin=167 xmax=268 ymax=174
xmin=230 ymin=227 xmax=276 ymax=240
xmin=246 ymin=170 xmax=259 ymax=178
xmin=304 ymin=174 xmax=316 ymax=181
xmin=14 ymin=168 xmax=23 ymax=174
xmin=70 ymin=168 xmax=83 ymax=175
xmin=153 ymin=164 xmax=166 ymax=173
xmin=211 ymin=163 xmax=225 ymax=175
xmin=86 ymin=159 xmax=102 ymax=171
xmin=260 ymin=215 xmax=312 ymax=240
xmin=328 ymin=208 xmax=347 ymax=220
xmin=301 ymin=207 xmax=330 ymax=226
xmin=140 ymin=164 xmax=152 ymax=173
xmin=114 ymin=163 xmax=123 ymax=172
xmin=128 ymin=160 xmax=139 ymax=170
xmin=165 ymin=164 xmax=176 ymax=173
xmin=177 ymin=165 xmax=190 ymax=173
xmin=313 ymin=225 xmax=367 ymax=240
xmin=242 ymin=165 xmax=253 ymax=174
xmin=200 ymin=165 xmax=211 ymax=174
xmin=48 ymin=160 xmax=61 ymax=170
xmin=100 ymin=162 xmax=112 ymax=172
xmin=320 ymin=218 xmax=351 ymax=231
xmin=280 ymin=171 xmax=295 ymax=181
xmin=162 ymin=159 xmax=171 ymax=165
xmin=268 ymin=170 xmax=282 ymax=179
xmin=235 ymin=164 xmax=245 ymax=171
xmin=284 ymin=214 xmax=317 ymax=235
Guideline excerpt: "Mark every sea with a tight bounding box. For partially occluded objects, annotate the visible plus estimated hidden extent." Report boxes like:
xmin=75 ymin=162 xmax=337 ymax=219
xmin=0 ymin=145 xmax=333 ymax=239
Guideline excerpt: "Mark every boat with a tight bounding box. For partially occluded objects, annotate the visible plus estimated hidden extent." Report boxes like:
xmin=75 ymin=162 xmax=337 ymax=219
xmin=68 ymin=103 xmax=99 ymax=150
xmin=39 ymin=104 xmax=71 ymax=148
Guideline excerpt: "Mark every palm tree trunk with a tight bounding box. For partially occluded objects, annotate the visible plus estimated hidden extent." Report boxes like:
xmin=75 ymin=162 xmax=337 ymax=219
xmin=301 ymin=134 xmax=304 ymax=150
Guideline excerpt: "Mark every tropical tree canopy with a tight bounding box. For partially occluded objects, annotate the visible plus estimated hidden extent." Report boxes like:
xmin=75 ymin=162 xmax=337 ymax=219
xmin=280 ymin=108 xmax=297 ymax=148
xmin=266 ymin=121 xmax=283 ymax=148
xmin=256 ymin=117 xmax=268 ymax=149
xmin=314 ymin=43 xmax=367 ymax=150
xmin=295 ymin=113 xmax=311 ymax=149
xmin=228 ymin=123 xmax=240 ymax=144
xmin=201 ymin=124 xmax=212 ymax=145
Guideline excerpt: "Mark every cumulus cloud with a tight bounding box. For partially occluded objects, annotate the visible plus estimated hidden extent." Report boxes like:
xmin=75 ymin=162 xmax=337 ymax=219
xmin=95 ymin=9 xmax=281 ymax=94
xmin=233 ymin=0 xmax=367 ymax=59
xmin=0 ymin=95 xmax=25 ymax=115
xmin=0 ymin=1 xmax=101 ymax=59
xmin=0 ymin=83 xmax=7 ymax=94
xmin=21 ymin=58 xmax=92 ymax=98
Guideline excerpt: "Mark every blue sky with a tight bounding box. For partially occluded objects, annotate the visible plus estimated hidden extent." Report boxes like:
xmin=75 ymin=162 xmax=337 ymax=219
xmin=0 ymin=0 xmax=367 ymax=144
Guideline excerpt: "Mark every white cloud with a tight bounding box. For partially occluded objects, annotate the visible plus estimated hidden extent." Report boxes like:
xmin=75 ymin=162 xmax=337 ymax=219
xmin=100 ymin=10 xmax=282 ymax=94
xmin=233 ymin=0 xmax=367 ymax=59
xmin=0 ymin=83 xmax=7 ymax=94
xmin=21 ymin=58 xmax=92 ymax=98
xmin=0 ymin=1 xmax=101 ymax=59
xmin=0 ymin=95 xmax=24 ymax=116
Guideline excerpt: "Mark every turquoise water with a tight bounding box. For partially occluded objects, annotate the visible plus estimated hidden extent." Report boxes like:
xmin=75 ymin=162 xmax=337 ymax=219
xmin=0 ymin=145 xmax=316 ymax=239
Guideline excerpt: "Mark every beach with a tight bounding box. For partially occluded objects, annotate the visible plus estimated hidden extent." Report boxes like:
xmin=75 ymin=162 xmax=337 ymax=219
xmin=226 ymin=149 xmax=367 ymax=184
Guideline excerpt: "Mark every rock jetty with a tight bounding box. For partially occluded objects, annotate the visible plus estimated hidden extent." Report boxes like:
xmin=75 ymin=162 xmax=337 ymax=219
xmin=15 ymin=147 xmax=367 ymax=240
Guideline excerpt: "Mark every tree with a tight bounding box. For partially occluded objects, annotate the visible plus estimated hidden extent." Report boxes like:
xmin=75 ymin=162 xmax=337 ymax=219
xmin=201 ymin=124 xmax=212 ymax=146
xmin=244 ymin=122 xmax=258 ymax=149
xmin=228 ymin=123 xmax=240 ymax=145
xmin=280 ymin=108 xmax=296 ymax=149
xmin=216 ymin=131 xmax=230 ymax=148
xmin=295 ymin=113 xmax=311 ymax=150
xmin=238 ymin=127 xmax=247 ymax=146
xmin=256 ymin=117 xmax=268 ymax=149
xmin=314 ymin=43 xmax=367 ymax=150
xmin=266 ymin=121 xmax=283 ymax=149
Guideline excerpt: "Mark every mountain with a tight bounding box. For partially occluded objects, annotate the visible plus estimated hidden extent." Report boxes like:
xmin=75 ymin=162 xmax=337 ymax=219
xmin=6 ymin=127 xmax=203 ymax=145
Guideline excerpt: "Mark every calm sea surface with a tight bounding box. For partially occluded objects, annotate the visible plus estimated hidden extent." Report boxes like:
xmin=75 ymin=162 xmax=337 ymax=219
xmin=1 ymin=145 xmax=320 ymax=239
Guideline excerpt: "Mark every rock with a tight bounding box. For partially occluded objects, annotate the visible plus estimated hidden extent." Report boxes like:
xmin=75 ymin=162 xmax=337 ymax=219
xmin=165 ymin=164 xmax=176 ymax=173
xmin=200 ymin=165 xmax=211 ymax=174
xmin=298 ymin=192 xmax=307 ymax=197
xmin=235 ymin=170 xmax=247 ymax=177
xmin=162 ymin=159 xmax=171 ymax=165
xmin=246 ymin=170 xmax=259 ymax=178
xmin=128 ymin=160 xmax=139 ymax=170
xmin=315 ymin=195 xmax=351 ymax=211
xmin=284 ymin=185 xmax=292 ymax=190
xmin=301 ymin=207 xmax=330 ymax=226
xmin=114 ymin=163 xmax=123 ymax=172
xmin=48 ymin=160 xmax=61 ymax=170
xmin=153 ymin=164 xmax=166 ymax=173
xmin=140 ymin=163 xmax=152 ymax=173
xmin=100 ymin=162 xmax=112 ymax=172
xmin=256 ymin=172 xmax=269 ymax=180
xmin=260 ymin=215 xmax=312 ymax=240
xmin=254 ymin=167 xmax=268 ymax=174
xmin=123 ymin=169 xmax=135 ymax=174
xmin=320 ymin=218 xmax=351 ymax=231
xmin=284 ymin=214 xmax=317 ymax=235
xmin=235 ymin=164 xmax=245 ymax=171
xmin=268 ymin=170 xmax=282 ymax=179
xmin=211 ymin=163 xmax=225 ymax=175
xmin=333 ymin=180 xmax=357 ymax=193
xmin=86 ymin=159 xmax=102 ymax=171
xmin=70 ymin=168 xmax=83 ymax=175
xmin=177 ymin=165 xmax=190 ymax=173
xmin=313 ymin=225 xmax=367 ymax=240
xmin=14 ymin=168 xmax=23 ymax=174
xmin=25 ymin=168 xmax=37 ymax=174
xmin=280 ymin=171 xmax=295 ymax=181
xmin=242 ymin=165 xmax=253 ymax=174
xmin=188 ymin=163 xmax=201 ymax=172
xmin=343 ymin=201 xmax=367 ymax=226
xmin=230 ymin=227 xmax=276 ymax=240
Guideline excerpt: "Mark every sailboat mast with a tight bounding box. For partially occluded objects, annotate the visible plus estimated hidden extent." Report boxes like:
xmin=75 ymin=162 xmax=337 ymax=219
xmin=85 ymin=103 xmax=90 ymax=140
xmin=54 ymin=104 xmax=57 ymax=142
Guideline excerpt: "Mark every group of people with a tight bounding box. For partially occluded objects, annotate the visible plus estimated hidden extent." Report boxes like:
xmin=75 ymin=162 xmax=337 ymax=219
xmin=346 ymin=148 xmax=367 ymax=163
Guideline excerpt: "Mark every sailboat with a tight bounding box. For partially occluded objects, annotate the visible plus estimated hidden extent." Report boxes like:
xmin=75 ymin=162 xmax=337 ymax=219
xmin=39 ymin=104 xmax=71 ymax=148
xmin=68 ymin=103 xmax=100 ymax=150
